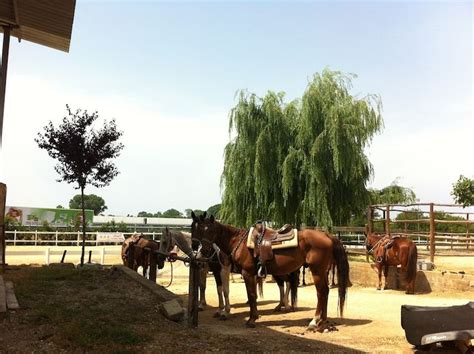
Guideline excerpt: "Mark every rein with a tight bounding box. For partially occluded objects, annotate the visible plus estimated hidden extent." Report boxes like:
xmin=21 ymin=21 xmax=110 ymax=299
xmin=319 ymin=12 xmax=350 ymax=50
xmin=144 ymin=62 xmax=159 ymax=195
xmin=230 ymin=229 xmax=249 ymax=259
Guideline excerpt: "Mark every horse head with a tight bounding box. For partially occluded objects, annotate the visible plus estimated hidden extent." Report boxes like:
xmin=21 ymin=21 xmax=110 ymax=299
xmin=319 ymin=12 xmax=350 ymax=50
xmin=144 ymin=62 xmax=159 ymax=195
xmin=191 ymin=210 xmax=218 ymax=258
xmin=158 ymin=227 xmax=175 ymax=269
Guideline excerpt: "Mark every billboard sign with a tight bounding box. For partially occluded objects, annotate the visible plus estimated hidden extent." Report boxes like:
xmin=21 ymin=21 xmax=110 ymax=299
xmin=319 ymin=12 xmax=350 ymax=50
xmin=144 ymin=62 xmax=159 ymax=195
xmin=5 ymin=206 xmax=94 ymax=227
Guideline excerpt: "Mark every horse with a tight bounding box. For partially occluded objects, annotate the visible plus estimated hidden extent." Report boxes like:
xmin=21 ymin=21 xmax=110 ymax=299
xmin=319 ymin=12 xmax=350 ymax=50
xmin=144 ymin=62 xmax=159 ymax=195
xmin=158 ymin=227 xmax=233 ymax=319
xmin=121 ymin=233 xmax=159 ymax=277
xmin=365 ymin=233 xmax=417 ymax=294
xmin=191 ymin=212 xmax=350 ymax=331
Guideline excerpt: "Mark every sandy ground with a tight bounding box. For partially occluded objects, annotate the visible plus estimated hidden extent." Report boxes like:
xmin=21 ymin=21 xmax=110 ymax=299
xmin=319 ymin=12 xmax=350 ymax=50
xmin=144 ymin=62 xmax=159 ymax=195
xmin=3 ymin=246 xmax=474 ymax=352
xmin=155 ymin=261 xmax=474 ymax=353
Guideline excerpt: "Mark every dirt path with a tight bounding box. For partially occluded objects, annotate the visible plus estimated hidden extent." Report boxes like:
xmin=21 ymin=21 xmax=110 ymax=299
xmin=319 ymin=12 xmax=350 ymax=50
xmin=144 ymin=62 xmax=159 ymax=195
xmin=157 ymin=261 xmax=474 ymax=353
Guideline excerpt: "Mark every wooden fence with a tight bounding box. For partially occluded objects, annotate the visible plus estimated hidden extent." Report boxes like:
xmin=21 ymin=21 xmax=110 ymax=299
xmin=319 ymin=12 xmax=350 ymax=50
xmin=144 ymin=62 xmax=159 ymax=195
xmin=366 ymin=203 xmax=473 ymax=262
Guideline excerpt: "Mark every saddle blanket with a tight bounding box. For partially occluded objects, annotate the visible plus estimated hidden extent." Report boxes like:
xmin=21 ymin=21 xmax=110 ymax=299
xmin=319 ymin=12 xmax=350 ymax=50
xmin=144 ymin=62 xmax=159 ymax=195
xmin=246 ymin=227 xmax=298 ymax=250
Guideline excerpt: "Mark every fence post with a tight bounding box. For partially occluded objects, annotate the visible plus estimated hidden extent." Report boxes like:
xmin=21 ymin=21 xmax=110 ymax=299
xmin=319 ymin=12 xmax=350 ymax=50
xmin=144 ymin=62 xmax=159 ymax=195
xmin=187 ymin=259 xmax=200 ymax=328
xmin=34 ymin=230 xmax=38 ymax=246
xmin=77 ymin=231 xmax=80 ymax=246
xmin=13 ymin=229 xmax=16 ymax=246
xmin=429 ymin=203 xmax=435 ymax=263
xmin=55 ymin=230 xmax=58 ymax=246
xmin=367 ymin=206 xmax=373 ymax=235
xmin=385 ymin=205 xmax=390 ymax=236
xmin=45 ymin=247 xmax=50 ymax=265
xmin=100 ymin=247 xmax=105 ymax=264
xmin=149 ymin=252 xmax=157 ymax=283
xmin=467 ymin=213 xmax=470 ymax=250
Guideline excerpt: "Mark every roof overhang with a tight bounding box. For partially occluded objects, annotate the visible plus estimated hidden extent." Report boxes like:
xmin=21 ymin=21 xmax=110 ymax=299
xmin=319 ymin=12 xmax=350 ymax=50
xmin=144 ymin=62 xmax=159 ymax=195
xmin=0 ymin=0 xmax=76 ymax=53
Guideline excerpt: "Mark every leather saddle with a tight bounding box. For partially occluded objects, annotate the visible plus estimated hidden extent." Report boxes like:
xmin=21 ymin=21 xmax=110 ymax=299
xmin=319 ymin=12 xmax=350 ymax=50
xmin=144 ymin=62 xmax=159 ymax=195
xmin=375 ymin=235 xmax=401 ymax=262
xmin=253 ymin=223 xmax=296 ymax=265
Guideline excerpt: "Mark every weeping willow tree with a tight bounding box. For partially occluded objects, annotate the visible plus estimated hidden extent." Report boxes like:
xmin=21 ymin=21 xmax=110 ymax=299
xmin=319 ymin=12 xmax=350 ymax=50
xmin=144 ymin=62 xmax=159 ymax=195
xmin=221 ymin=69 xmax=383 ymax=228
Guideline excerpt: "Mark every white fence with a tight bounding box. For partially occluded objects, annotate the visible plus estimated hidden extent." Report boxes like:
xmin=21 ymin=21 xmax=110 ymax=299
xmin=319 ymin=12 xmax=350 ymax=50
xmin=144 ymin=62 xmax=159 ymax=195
xmin=4 ymin=230 xmax=184 ymax=246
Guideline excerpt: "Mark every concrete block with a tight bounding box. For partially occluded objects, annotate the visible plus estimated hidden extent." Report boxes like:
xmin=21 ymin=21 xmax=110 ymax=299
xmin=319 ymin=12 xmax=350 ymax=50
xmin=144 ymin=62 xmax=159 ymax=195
xmin=160 ymin=299 xmax=185 ymax=322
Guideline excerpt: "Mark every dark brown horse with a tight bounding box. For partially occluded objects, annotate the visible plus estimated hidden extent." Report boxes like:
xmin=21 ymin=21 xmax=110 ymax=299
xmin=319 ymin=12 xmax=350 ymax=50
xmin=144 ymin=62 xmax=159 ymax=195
xmin=365 ymin=233 xmax=417 ymax=294
xmin=121 ymin=233 xmax=159 ymax=277
xmin=191 ymin=212 xmax=350 ymax=331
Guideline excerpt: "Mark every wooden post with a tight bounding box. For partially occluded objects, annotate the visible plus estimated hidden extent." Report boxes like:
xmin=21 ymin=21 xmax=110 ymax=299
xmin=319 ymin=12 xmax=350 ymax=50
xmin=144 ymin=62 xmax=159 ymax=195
xmin=187 ymin=260 xmax=200 ymax=328
xmin=60 ymin=250 xmax=67 ymax=263
xmin=127 ymin=244 xmax=135 ymax=269
xmin=382 ymin=210 xmax=386 ymax=233
xmin=367 ymin=206 xmax=373 ymax=235
xmin=0 ymin=26 xmax=11 ymax=149
xmin=149 ymin=251 xmax=157 ymax=283
xmin=385 ymin=205 xmax=391 ymax=236
xmin=467 ymin=213 xmax=470 ymax=250
xmin=429 ymin=203 xmax=435 ymax=263
xmin=0 ymin=183 xmax=6 ymax=272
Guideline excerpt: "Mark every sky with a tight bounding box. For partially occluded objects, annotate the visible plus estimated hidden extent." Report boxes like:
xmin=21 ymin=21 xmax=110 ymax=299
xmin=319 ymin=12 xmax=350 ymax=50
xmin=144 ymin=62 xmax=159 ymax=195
xmin=0 ymin=0 xmax=472 ymax=216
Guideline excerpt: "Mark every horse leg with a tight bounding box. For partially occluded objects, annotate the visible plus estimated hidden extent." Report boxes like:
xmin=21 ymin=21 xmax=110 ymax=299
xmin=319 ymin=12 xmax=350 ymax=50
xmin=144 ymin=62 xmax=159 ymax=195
xmin=308 ymin=266 xmax=329 ymax=332
xmin=220 ymin=264 xmax=231 ymax=320
xmin=242 ymin=270 xmax=258 ymax=328
xmin=212 ymin=267 xmax=224 ymax=318
xmin=198 ymin=265 xmax=208 ymax=311
xmin=273 ymin=276 xmax=284 ymax=312
xmin=383 ymin=264 xmax=390 ymax=290
xmin=376 ymin=263 xmax=383 ymax=290
xmin=284 ymin=280 xmax=291 ymax=310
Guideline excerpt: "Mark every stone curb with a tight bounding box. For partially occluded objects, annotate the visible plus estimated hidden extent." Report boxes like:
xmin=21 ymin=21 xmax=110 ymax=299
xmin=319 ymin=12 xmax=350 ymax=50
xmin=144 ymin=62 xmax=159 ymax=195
xmin=114 ymin=264 xmax=182 ymax=304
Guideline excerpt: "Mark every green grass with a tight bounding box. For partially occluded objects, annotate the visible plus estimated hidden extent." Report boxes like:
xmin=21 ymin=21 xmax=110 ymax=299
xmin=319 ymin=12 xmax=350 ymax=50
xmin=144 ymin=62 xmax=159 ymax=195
xmin=10 ymin=266 xmax=153 ymax=351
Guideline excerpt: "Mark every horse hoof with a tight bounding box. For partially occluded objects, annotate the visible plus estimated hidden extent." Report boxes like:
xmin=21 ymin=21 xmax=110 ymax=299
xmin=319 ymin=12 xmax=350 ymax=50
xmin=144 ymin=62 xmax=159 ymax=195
xmin=198 ymin=307 xmax=204 ymax=312
xmin=273 ymin=305 xmax=282 ymax=312
xmin=213 ymin=312 xmax=220 ymax=318
xmin=219 ymin=315 xmax=228 ymax=321
xmin=376 ymin=287 xmax=381 ymax=291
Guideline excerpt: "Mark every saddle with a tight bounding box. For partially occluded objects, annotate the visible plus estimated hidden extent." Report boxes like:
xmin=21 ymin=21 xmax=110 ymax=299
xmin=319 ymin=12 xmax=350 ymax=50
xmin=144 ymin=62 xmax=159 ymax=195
xmin=374 ymin=235 xmax=401 ymax=263
xmin=252 ymin=222 xmax=296 ymax=277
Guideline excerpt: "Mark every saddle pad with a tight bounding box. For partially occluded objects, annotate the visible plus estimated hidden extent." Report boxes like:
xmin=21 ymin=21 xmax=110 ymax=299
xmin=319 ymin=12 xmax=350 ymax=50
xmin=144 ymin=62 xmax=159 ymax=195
xmin=246 ymin=227 xmax=298 ymax=250
xmin=401 ymin=302 xmax=474 ymax=346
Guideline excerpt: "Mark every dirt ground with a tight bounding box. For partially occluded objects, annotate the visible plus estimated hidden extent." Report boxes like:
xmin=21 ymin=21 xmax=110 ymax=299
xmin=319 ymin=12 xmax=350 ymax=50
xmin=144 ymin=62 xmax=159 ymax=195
xmin=2 ymin=247 xmax=473 ymax=352
xmin=157 ymin=261 xmax=474 ymax=353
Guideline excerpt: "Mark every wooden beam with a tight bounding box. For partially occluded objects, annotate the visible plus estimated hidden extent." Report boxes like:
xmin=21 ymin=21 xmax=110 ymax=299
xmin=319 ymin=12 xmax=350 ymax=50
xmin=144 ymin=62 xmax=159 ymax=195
xmin=0 ymin=25 xmax=11 ymax=149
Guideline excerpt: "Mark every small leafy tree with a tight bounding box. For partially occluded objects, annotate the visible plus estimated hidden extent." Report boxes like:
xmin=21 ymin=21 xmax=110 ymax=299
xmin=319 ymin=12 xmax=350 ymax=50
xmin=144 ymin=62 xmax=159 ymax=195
xmin=36 ymin=105 xmax=123 ymax=266
xmin=69 ymin=194 xmax=107 ymax=215
xmin=162 ymin=208 xmax=183 ymax=218
xmin=451 ymin=175 xmax=474 ymax=207
xmin=207 ymin=204 xmax=221 ymax=218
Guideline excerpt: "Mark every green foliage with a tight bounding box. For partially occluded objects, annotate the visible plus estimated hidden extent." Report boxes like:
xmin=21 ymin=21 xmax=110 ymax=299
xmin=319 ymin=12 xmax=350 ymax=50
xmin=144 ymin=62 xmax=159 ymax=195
xmin=369 ymin=180 xmax=416 ymax=205
xmin=161 ymin=208 xmax=183 ymax=218
xmin=69 ymin=194 xmax=107 ymax=215
xmin=56 ymin=205 xmax=64 ymax=209
xmin=451 ymin=175 xmax=474 ymax=207
xmin=98 ymin=220 xmax=129 ymax=232
xmin=207 ymin=204 xmax=221 ymax=218
xmin=4 ymin=215 xmax=24 ymax=231
xmin=137 ymin=211 xmax=163 ymax=217
xmin=221 ymin=69 xmax=383 ymax=227
xmin=391 ymin=208 xmax=469 ymax=234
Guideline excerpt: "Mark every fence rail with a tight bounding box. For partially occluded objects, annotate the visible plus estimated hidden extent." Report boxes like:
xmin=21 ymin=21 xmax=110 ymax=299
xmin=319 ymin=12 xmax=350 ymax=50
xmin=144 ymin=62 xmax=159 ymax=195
xmin=3 ymin=230 xmax=188 ymax=246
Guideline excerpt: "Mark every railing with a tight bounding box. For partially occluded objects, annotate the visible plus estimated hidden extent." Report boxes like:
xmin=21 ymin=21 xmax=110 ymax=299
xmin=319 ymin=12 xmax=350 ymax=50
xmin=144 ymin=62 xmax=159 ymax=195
xmin=367 ymin=203 xmax=474 ymax=262
xmin=4 ymin=228 xmax=188 ymax=246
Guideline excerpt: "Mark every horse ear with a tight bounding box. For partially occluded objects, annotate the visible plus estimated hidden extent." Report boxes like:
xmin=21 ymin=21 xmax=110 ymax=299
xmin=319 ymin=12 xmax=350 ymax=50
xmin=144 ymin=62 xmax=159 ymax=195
xmin=191 ymin=211 xmax=198 ymax=222
xmin=210 ymin=215 xmax=215 ymax=223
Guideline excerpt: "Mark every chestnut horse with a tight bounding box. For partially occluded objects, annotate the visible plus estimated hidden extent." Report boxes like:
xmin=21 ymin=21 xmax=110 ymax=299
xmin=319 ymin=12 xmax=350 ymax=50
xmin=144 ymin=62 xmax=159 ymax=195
xmin=365 ymin=233 xmax=417 ymax=294
xmin=121 ymin=233 xmax=159 ymax=277
xmin=191 ymin=212 xmax=350 ymax=331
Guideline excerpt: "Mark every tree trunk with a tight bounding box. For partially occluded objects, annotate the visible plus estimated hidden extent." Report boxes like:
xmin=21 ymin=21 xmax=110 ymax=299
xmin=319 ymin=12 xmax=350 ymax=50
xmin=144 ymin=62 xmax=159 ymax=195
xmin=80 ymin=186 xmax=86 ymax=266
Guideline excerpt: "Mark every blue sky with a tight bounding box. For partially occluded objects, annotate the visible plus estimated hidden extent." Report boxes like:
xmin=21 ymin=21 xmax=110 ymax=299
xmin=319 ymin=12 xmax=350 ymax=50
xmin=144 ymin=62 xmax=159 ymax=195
xmin=1 ymin=1 xmax=472 ymax=216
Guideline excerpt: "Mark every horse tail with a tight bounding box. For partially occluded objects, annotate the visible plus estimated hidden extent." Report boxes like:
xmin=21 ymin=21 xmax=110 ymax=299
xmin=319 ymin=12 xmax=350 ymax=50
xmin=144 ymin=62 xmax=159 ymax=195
xmin=406 ymin=242 xmax=418 ymax=285
xmin=332 ymin=237 xmax=350 ymax=317
xmin=289 ymin=270 xmax=298 ymax=309
xmin=257 ymin=277 xmax=264 ymax=299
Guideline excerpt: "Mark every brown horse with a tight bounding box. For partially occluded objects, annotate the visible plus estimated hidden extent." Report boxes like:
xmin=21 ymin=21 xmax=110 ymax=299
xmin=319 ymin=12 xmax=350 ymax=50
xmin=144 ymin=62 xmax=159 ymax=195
xmin=191 ymin=212 xmax=350 ymax=331
xmin=121 ymin=233 xmax=159 ymax=277
xmin=365 ymin=233 xmax=417 ymax=294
